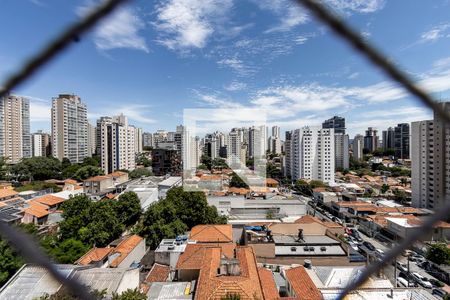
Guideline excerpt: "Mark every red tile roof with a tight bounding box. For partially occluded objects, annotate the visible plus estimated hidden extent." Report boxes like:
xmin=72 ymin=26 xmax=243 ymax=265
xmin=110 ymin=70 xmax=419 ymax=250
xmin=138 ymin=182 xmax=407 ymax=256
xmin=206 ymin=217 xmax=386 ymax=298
xmin=176 ymin=243 xmax=236 ymax=270
xmin=33 ymin=195 xmax=65 ymax=206
xmin=0 ymin=189 xmax=18 ymax=199
xmin=190 ymin=224 xmax=233 ymax=243
xmin=76 ymin=247 xmax=113 ymax=265
xmin=258 ymin=268 xmax=280 ymax=300
xmin=194 ymin=246 xmax=264 ymax=300
xmin=145 ymin=263 xmax=170 ymax=283
xmin=108 ymin=171 xmax=128 ymax=177
xmin=110 ymin=235 xmax=144 ymax=268
xmin=84 ymin=175 xmax=111 ymax=182
xmin=285 ymin=266 xmax=323 ymax=300
xmin=24 ymin=202 xmax=49 ymax=218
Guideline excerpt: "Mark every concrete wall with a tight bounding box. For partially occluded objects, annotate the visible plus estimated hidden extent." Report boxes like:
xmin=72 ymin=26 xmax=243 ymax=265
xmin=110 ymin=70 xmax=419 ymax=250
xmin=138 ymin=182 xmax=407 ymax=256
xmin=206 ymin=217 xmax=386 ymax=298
xmin=118 ymin=239 xmax=146 ymax=268
xmin=116 ymin=268 xmax=140 ymax=295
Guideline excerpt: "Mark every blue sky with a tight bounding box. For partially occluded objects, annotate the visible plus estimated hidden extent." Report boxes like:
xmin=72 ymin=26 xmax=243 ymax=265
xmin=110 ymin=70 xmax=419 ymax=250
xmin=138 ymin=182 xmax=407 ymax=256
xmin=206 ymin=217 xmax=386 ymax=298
xmin=1 ymin=0 xmax=450 ymax=137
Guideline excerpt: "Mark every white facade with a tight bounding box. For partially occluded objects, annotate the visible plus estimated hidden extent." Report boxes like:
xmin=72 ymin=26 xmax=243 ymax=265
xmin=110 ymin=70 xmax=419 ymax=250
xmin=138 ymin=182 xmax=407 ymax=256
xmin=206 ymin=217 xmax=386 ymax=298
xmin=335 ymin=133 xmax=349 ymax=170
xmin=352 ymin=134 xmax=364 ymax=161
xmin=0 ymin=94 xmax=31 ymax=163
xmin=51 ymin=94 xmax=89 ymax=163
xmin=99 ymin=114 xmax=137 ymax=174
xmin=87 ymin=123 xmax=96 ymax=156
xmin=268 ymin=136 xmax=282 ymax=155
xmin=290 ymin=126 xmax=335 ymax=183
xmin=227 ymin=130 xmax=245 ymax=166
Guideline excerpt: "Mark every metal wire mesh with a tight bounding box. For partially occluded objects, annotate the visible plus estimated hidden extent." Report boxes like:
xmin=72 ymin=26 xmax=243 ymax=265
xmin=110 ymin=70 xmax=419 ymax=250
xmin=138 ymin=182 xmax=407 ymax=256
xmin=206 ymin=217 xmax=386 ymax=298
xmin=0 ymin=0 xmax=448 ymax=299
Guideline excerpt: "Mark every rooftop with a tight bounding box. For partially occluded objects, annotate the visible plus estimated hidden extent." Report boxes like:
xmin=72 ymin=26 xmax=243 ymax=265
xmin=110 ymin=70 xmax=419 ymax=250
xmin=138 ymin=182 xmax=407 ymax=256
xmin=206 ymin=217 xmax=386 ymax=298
xmin=84 ymin=175 xmax=112 ymax=182
xmin=145 ymin=263 xmax=170 ymax=284
xmin=158 ymin=176 xmax=182 ymax=187
xmin=285 ymin=266 xmax=323 ymax=300
xmin=32 ymin=195 xmax=65 ymax=206
xmin=147 ymin=282 xmax=192 ymax=299
xmin=75 ymin=247 xmax=113 ymax=265
xmin=109 ymin=235 xmax=144 ymax=268
xmin=190 ymin=224 xmax=233 ymax=243
xmin=176 ymin=243 xmax=236 ymax=270
xmin=0 ymin=188 xmax=18 ymax=199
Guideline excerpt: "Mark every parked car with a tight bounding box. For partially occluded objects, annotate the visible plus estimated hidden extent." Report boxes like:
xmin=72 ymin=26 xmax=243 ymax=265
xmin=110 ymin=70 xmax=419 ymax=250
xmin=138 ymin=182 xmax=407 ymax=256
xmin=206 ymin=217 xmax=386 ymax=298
xmin=363 ymin=241 xmax=376 ymax=252
xmin=375 ymin=249 xmax=384 ymax=257
xmin=432 ymin=288 xmax=448 ymax=298
xmin=429 ymin=278 xmax=444 ymax=288
xmin=402 ymin=249 xmax=416 ymax=257
xmin=412 ymin=272 xmax=433 ymax=288
xmin=408 ymin=254 xmax=425 ymax=262
xmin=396 ymin=277 xmax=415 ymax=287
xmin=396 ymin=262 xmax=408 ymax=273
xmin=348 ymin=242 xmax=359 ymax=252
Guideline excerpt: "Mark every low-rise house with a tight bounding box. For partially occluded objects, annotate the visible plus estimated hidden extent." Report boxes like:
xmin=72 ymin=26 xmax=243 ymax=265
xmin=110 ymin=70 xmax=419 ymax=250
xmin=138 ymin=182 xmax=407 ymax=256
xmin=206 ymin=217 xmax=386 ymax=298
xmin=157 ymin=176 xmax=182 ymax=199
xmin=83 ymin=175 xmax=114 ymax=195
xmin=189 ymin=224 xmax=233 ymax=243
xmin=314 ymin=191 xmax=339 ymax=205
xmin=0 ymin=188 xmax=18 ymax=202
xmin=32 ymin=195 xmax=65 ymax=211
xmin=155 ymin=237 xmax=190 ymax=269
xmin=75 ymin=247 xmax=113 ymax=267
xmin=22 ymin=201 xmax=49 ymax=225
xmin=0 ymin=264 xmax=140 ymax=299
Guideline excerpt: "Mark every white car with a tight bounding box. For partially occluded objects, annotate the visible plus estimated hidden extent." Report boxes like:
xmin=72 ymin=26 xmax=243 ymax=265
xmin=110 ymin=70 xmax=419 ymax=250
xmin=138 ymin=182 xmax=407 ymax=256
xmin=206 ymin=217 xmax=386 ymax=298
xmin=375 ymin=249 xmax=384 ymax=257
xmin=412 ymin=272 xmax=433 ymax=288
xmin=348 ymin=242 xmax=359 ymax=252
xmin=396 ymin=277 xmax=415 ymax=287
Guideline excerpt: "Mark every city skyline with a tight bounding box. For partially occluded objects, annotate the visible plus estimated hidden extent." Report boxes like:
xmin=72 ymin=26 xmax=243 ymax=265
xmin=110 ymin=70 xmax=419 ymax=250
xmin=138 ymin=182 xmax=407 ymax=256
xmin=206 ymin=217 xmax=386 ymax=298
xmin=1 ymin=1 xmax=449 ymax=136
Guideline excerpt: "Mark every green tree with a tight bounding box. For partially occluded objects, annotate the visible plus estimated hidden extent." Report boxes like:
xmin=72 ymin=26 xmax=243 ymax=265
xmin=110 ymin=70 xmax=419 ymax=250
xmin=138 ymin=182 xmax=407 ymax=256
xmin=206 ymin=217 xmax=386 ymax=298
xmin=266 ymin=163 xmax=282 ymax=179
xmin=129 ymin=168 xmax=152 ymax=179
xmin=200 ymin=155 xmax=212 ymax=170
xmin=426 ymin=243 xmax=450 ymax=265
xmin=114 ymin=192 xmax=142 ymax=227
xmin=381 ymin=184 xmax=389 ymax=194
xmin=112 ymin=288 xmax=146 ymax=300
xmin=15 ymin=181 xmax=62 ymax=192
xmin=212 ymin=158 xmax=228 ymax=169
xmin=135 ymin=154 xmax=151 ymax=167
xmin=140 ymin=187 xmax=226 ymax=249
xmin=229 ymin=173 xmax=249 ymax=188
xmin=45 ymin=238 xmax=89 ymax=264
xmin=82 ymin=156 xmax=100 ymax=167
xmin=62 ymin=164 xmax=82 ymax=179
xmin=10 ymin=156 xmax=62 ymax=181
xmin=293 ymin=180 xmax=313 ymax=196
xmin=393 ymin=189 xmax=408 ymax=204
xmin=61 ymin=157 xmax=72 ymax=169
xmin=0 ymin=156 xmax=8 ymax=180
xmin=73 ymin=166 xmax=104 ymax=181
xmin=0 ymin=237 xmax=24 ymax=286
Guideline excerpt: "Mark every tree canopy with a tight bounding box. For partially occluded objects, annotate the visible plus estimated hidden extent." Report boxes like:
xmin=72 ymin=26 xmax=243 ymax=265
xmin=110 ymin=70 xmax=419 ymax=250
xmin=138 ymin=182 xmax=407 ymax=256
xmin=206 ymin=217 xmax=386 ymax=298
xmin=229 ymin=173 xmax=249 ymax=188
xmin=9 ymin=156 xmax=62 ymax=181
xmin=139 ymin=187 xmax=226 ymax=249
xmin=129 ymin=168 xmax=152 ymax=179
xmin=426 ymin=243 xmax=450 ymax=265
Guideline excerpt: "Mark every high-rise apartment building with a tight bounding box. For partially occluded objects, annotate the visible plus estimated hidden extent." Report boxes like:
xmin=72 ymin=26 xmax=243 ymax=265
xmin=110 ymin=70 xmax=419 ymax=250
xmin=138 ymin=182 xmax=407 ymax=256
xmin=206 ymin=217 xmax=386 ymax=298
xmin=134 ymin=127 xmax=143 ymax=154
xmin=351 ymin=134 xmax=364 ymax=161
xmin=268 ymin=136 xmax=282 ymax=155
xmin=363 ymin=127 xmax=379 ymax=152
xmin=0 ymin=95 xmax=31 ymax=162
xmin=288 ymin=126 xmax=335 ymax=183
xmin=96 ymin=116 xmax=112 ymax=155
xmin=248 ymin=125 xmax=266 ymax=159
xmin=0 ymin=94 xmax=31 ymax=163
xmin=412 ymin=102 xmax=450 ymax=210
xmin=227 ymin=129 xmax=246 ymax=166
xmin=394 ymin=123 xmax=410 ymax=159
xmin=272 ymin=126 xmax=281 ymax=139
xmin=32 ymin=130 xmax=51 ymax=157
xmin=284 ymin=131 xmax=292 ymax=178
xmin=143 ymin=132 xmax=154 ymax=148
xmin=322 ymin=116 xmax=345 ymax=134
xmin=99 ymin=114 xmax=136 ymax=174
xmin=51 ymin=94 xmax=89 ymax=163
xmin=335 ymin=133 xmax=349 ymax=170
xmin=382 ymin=127 xmax=395 ymax=151
xmin=87 ymin=123 xmax=96 ymax=157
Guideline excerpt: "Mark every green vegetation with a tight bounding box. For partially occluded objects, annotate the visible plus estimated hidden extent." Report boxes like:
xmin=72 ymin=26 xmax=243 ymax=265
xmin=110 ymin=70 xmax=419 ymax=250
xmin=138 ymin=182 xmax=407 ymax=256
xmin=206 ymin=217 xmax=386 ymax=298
xmin=229 ymin=173 xmax=249 ymax=188
xmin=129 ymin=168 xmax=153 ymax=179
xmin=221 ymin=293 xmax=241 ymax=300
xmin=15 ymin=181 xmax=62 ymax=193
xmin=135 ymin=153 xmax=151 ymax=167
xmin=426 ymin=243 xmax=450 ymax=265
xmin=200 ymin=155 xmax=228 ymax=171
xmin=372 ymin=164 xmax=411 ymax=177
xmin=139 ymin=187 xmax=226 ymax=249
xmin=293 ymin=179 xmax=326 ymax=196
xmin=10 ymin=156 xmax=62 ymax=181
xmin=72 ymin=165 xmax=104 ymax=181
xmin=266 ymin=162 xmax=282 ymax=179
xmin=381 ymin=184 xmax=389 ymax=194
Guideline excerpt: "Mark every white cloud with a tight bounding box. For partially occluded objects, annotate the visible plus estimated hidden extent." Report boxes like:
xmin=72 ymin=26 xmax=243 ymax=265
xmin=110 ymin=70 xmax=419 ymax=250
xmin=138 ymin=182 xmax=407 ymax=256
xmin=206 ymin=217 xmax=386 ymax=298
xmin=29 ymin=100 xmax=51 ymax=123
xmin=326 ymin=0 xmax=385 ymax=14
xmin=77 ymin=2 xmax=148 ymax=52
xmin=224 ymin=81 xmax=247 ymax=91
xmin=217 ymin=57 xmax=257 ymax=76
xmin=420 ymin=22 xmax=450 ymax=43
xmin=88 ymin=104 xmax=156 ymax=124
xmin=154 ymin=0 xmax=233 ymax=50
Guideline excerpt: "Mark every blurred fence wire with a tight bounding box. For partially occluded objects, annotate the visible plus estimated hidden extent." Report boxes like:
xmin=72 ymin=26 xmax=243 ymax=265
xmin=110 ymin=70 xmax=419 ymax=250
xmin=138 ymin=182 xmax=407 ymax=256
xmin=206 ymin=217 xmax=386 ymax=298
xmin=0 ymin=0 xmax=449 ymax=299
xmin=295 ymin=0 xmax=450 ymax=299
xmin=0 ymin=0 xmax=130 ymax=299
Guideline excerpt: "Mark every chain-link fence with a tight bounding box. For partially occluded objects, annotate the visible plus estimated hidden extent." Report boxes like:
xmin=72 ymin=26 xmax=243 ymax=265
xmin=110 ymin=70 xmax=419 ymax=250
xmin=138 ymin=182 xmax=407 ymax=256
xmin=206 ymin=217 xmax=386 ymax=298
xmin=0 ymin=0 xmax=449 ymax=299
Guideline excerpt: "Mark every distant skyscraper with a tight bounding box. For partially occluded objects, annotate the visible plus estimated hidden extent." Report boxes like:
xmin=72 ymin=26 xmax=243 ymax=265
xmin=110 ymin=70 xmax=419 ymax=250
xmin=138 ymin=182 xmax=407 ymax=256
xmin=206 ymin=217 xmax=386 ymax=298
xmin=289 ymin=126 xmax=335 ymax=183
xmin=96 ymin=116 xmax=112 ymax=155
xmin=99 ymin=114 xmax=136 ymax=174
xmin=87 ymin=123 xmax=96 ymax=157
xmin=284 ymin=131 xmax=292 ymax=178
xmin=134 ymin=127 xmax=143 ymax=153
xmin=272 ymin=126 xmax=281 ymax=138
xmin=382 ymin=127 xmax=395 ymax=151
xmin=322 ymin=116 xmax=345 ymax=134
xmin=0 ymin=94 xmax=31 ymax=163
xmin=394 ymin=123 xmax=410 ymax=159
xmin=351 ymin=134 xmax=364 ymax=161
xmin=227 ymin=129 xmax=245 ymax=166
xmin=335 ymin=133 xmax=349 ymax=170
xmin=32 ymin=130 xmax=51 ymax=157
xmin=143 ymin=132 xmax=153 ymax=148
xmin=363 ymin=127 xmax=379 ymax=152
xmin=52 ymin=94 xmax=89 ymax=163
xmin=248 ymin=125 xmax=266 ymax=159
xmin=412 ymin=102 xmax=450 ymax=210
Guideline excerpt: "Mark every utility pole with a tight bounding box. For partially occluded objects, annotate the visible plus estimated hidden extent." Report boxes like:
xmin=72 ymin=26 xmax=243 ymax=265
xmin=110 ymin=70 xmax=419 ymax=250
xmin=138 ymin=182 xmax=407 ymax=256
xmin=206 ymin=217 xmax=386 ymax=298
xmin=393 ymin=234 xmax=397 ymax=287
